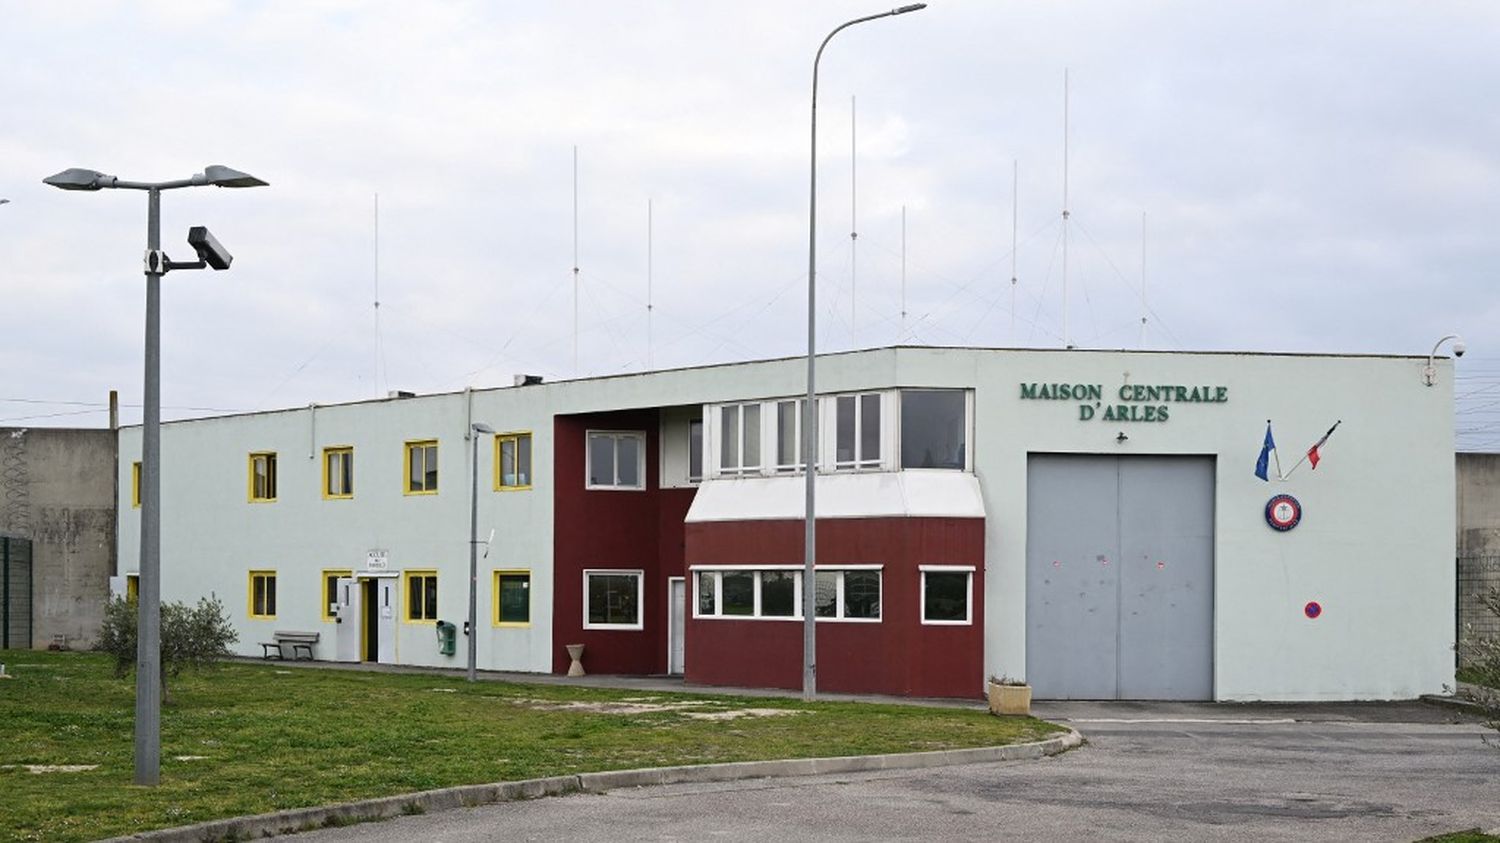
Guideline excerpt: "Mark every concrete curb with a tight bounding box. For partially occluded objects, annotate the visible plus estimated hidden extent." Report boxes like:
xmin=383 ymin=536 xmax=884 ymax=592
xmin=99 ymin=729 xmax=1082 ymax=842
xmin=1419 ymin=693 xmax=1490 ymax=716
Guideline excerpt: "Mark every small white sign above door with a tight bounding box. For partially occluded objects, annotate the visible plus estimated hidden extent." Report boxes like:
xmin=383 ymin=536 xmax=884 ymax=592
xmin=366 ymin=549 xmax=389 ymax=571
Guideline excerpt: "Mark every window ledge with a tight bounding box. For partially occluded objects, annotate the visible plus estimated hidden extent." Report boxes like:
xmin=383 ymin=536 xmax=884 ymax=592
xmin=694 ymin=615 xmax=882 ymax=623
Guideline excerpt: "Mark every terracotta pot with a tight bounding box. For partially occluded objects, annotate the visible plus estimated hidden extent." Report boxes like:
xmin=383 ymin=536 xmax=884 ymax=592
xmin=987 ymin=681 xmax=1031 ymax=716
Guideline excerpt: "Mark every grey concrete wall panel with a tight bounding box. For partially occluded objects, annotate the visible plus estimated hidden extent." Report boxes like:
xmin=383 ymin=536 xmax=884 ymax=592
xmin=1457 ymin=453 xmax=1500 ymax=556
xmin=1117 ymin=456 xmax=1215 ymax=700
xmin=0 ymin=428 xmax=115 ymax=649
xmin=1026 ymin=454 xmax=1120 ymax=699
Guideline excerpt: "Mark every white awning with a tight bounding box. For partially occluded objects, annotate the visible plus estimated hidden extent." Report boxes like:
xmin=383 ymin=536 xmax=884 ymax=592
xmin=685 ymin=471 xmax=984 ymax=523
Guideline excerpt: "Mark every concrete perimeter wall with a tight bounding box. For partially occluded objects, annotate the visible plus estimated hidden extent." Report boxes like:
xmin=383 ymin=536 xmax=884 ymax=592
xmin=0 ymin=427 xmax=116 ymax=648
xmin=1458 ymin=453 xmax=1500 ymax=556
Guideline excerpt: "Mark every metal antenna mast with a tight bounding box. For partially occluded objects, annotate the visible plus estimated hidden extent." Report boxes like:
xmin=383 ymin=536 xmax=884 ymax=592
xmin=900 ymin=204 xmax=907 ymax=339
xmin=572 ymin=146 xmax=580 ymax=375
xmin=647 ymin=198 xmax=654 ymax=371
xmin=850 ymin=95 xmax=858 ymax=349
xmin=1011 ymin=160 xmax=1018 ymax=344
xmin=1140 ymin=211 xmax=1148 ymax=349
xmin=373 ymin=193 xmax=381 ymax=397
xmin=1062 ymin=68 xmax=1071 ymax=349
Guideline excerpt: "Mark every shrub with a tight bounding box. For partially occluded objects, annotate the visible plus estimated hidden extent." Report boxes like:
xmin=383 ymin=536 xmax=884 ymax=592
xmin=96 ymin=594 xmax=239 ymax=702
xmin=1457 ymin=585 xmax=1500 ymax=743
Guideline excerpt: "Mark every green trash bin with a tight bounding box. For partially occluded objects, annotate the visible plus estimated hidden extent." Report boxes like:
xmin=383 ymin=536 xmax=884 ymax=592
xmin=435 ymin=620 xmax=457 ymax=656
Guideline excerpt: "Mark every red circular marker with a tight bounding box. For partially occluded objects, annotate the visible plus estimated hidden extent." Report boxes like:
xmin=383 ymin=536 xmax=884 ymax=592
xmin=1266 ymin=494 xmax=1302 ymax=532
xmin=1304 ymin=601 xmax=1322 ymax=619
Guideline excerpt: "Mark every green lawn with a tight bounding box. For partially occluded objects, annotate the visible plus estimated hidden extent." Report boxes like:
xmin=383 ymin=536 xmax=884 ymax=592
xmin=0 ymin=651 xmax=1063 ymax=842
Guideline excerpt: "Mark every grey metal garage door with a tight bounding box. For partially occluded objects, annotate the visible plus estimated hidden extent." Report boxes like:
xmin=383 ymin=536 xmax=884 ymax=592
xmin=1025 ymin=454 xmax=1214 ymax=700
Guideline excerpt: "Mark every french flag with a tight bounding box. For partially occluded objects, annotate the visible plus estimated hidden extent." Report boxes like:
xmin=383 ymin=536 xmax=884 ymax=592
xmin=1307 ymin=421 xmax=1341 ymax=469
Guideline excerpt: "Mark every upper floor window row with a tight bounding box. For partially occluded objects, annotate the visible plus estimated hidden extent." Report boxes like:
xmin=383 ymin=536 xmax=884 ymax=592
xmin=699 ymin=389 xmax=970 ymax=480
xmin=232 ymin=432 xmax=537 ymax=504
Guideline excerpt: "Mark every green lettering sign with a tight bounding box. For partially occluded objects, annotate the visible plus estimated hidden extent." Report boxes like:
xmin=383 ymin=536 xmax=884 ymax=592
xmin=1019 ymin=381 xmax=1226 ymax=423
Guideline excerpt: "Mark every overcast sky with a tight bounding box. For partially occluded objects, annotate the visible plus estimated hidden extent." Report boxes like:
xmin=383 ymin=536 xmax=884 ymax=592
xmin=1 ymin=1 xmax=1496 ymax=449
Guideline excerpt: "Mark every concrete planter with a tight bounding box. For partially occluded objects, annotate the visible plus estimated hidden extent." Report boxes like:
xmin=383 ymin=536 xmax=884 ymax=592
xmin=566 ymin=644 xmax=587 ymax=677
xmin=987 ymin=681 xmax=1032 ymax=716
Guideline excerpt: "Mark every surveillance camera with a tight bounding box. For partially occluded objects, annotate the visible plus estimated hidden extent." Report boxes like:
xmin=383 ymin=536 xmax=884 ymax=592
xmin=1453 ymin=340 xmax=1466 ymax=358
xmin=187 ymin=226 xmax=233 ymax=270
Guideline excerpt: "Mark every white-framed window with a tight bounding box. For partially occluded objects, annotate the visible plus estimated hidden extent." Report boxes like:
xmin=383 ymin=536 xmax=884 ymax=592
xmin=586 ymin=431 xmax=646 ymax=490
xmin=834 ymin=393 xmax=882 ymax=469
xmin=692 ymin=566 xmax=882 ymax=622
xmin=920 ymin=565 xmax=974 ymax=625
xmin=718 ymin=402 xmax=762 ymax=475
xmin=584 ymin=569 xmax=644 ymax=629
xmin=899 ymin=389 xmax=969 ymax=470
xmin=775 ymin=399 xmax=806 ymax=473
xmin=688 ymin=418 xmax=704 ymax=483
xmin=706 ymin=391 xmax=908 ymax=477
xmin=812 ymin=568 xmax=882 ymax=621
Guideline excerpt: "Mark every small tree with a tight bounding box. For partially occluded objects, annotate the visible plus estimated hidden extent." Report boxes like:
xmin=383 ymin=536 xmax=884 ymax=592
xmin=97 ymin=594 xmax=239 ymax=703
xmin=1457 ymin=585 xmax=1500 ymax=743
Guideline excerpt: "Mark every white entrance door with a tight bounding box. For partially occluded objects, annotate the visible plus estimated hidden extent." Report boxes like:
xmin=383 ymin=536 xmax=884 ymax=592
xmin=375 ymin=576 xmax=398 ymax=664
xmin=334 ymin=577 xmax=360 ymax=662
xmin=668 ymin=577 xmax=686 ymax=675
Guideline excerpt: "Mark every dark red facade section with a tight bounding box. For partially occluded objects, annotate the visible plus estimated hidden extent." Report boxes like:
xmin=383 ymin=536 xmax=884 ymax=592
xmin=551 ymin=410 xmax=694 ymax=675
xmin=684 ymin=517 xmax=985 ymax=698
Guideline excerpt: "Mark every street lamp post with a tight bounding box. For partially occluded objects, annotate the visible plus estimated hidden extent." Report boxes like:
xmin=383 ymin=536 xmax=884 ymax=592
xmin=469 ymin=421 xmax=495 ymax=682
xmin=803 ymin=4 xmax=926 ymax=701
xmin=44 ymin=165 xmax=267 ymax=785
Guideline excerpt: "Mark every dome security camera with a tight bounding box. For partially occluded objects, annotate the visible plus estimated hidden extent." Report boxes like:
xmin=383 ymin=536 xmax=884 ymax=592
xmin=1453 ymin=340 xmax=1466 ymax=358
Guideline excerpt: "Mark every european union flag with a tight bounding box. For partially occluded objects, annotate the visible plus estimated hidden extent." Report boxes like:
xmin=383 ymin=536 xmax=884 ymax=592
xmin=1254 ymin=422 xmax=1275 ymax=481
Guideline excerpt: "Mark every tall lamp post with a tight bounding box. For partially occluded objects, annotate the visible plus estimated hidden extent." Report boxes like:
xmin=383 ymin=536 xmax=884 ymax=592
xmin=803 ymin=4 xmax=926 ymax=701
xmin=44 ymin=164 xmax=267 ymax=785
xmin=469 ymin=421 xmax=495 ymax=681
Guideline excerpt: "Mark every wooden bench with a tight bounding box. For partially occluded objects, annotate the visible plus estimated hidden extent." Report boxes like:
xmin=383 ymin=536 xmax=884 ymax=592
xmin=259 ymin=630 xmax=320 ymax=660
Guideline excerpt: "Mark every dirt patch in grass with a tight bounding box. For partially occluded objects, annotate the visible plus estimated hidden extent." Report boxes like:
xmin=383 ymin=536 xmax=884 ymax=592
xmin=515 ymin=696 xmax=804 ymax=720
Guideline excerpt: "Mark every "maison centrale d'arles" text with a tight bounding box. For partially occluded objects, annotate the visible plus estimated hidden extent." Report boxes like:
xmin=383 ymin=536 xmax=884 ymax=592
xmin=1019 ymin=382 xmax=1229 ymax=422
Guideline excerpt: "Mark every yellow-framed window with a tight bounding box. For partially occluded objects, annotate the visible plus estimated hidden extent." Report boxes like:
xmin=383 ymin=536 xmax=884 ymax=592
xmin=248 ymin=570 xmax=277 ymax=619
xmin=494 ymin=569 xmax=532 ymax=627
xmin=323 ymin=446 xmax=354 ymax=499
xmin=404 ymin=440 xmax=439 ymax=494
xmin=131 ymin=461 xmax=142 ymax=508
xmin=404 ymin=570 xmax=438 ymax=622
xmin=494 ymin=432 xmax=533 ymax=490
xmin=125 ymin=573 xmax=139 ymax=603
xmin=321 ymin=568 xmax=351 ymax=621
xmin=249 ymin=452 xmax=278 ymax=502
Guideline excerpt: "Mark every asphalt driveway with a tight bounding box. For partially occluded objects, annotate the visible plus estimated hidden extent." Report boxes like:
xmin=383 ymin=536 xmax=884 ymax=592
xmin=294 ymin=700 xmax=1499 ymax=842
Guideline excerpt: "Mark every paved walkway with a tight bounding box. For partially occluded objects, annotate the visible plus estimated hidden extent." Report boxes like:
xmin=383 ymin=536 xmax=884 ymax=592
xmin=291 ymin=699 xmax=1500 ymax=842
